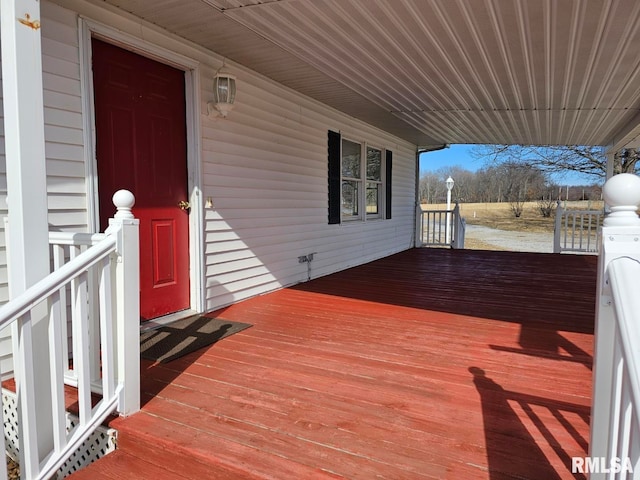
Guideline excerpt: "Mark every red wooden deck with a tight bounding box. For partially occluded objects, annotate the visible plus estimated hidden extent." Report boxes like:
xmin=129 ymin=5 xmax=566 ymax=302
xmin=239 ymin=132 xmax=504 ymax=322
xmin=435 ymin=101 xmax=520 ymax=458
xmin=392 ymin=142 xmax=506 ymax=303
xmin=70 ymin=248 xmax=597 ymax=479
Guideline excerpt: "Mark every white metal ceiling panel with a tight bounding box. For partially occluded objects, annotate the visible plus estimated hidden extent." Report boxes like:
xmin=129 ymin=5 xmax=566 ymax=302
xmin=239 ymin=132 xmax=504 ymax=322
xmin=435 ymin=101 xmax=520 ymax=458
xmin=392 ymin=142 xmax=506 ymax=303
xmin=92 ymin=0 xmax=640 ymax=147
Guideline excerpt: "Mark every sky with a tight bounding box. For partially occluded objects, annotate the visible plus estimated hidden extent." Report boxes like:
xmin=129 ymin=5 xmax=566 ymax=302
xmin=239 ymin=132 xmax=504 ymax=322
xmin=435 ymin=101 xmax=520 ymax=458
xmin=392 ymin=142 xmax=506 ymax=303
xmin=419 ymin=144 xmax=598 ymax=186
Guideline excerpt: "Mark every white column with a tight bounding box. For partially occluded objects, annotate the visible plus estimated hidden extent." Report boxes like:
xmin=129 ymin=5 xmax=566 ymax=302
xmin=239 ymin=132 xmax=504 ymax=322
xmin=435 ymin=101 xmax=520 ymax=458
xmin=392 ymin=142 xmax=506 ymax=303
xmin=589 ymin=173 xmax=640 ymax=479
xmin=1 ymin=0 xmax=53 ymax=475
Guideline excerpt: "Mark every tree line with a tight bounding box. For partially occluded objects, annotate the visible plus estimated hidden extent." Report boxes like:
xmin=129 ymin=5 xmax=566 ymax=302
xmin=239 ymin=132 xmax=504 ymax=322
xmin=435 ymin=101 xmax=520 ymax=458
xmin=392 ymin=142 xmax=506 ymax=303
xmin=419 ymin=164 xmax=602 ymax=205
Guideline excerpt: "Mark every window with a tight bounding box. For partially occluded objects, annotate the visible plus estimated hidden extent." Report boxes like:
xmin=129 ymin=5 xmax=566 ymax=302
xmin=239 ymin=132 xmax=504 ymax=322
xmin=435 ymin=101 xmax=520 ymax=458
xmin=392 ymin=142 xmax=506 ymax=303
xmin=327 ymin=130 xmax=392 ymax=224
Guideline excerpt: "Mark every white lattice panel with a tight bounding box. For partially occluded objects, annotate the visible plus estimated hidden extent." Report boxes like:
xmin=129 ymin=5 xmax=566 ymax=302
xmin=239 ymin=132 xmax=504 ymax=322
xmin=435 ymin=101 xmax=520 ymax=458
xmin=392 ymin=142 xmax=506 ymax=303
xmin=2 ymin=388 xmax=117 ymax=478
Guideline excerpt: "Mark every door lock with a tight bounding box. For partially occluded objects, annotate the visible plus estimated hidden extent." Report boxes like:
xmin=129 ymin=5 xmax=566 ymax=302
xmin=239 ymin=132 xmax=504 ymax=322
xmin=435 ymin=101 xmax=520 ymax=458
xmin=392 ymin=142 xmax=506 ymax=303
xmin=178 ymin=200 xmax=191 ymax=210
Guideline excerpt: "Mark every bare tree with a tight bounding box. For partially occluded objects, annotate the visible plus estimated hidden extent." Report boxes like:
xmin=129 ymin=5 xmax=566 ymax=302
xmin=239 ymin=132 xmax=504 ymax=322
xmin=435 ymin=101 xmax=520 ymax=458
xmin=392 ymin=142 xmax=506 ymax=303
xmin=419 ymin=166 xmax=475 ymax=203
xmin=418 ymin=172 xmax=443 ymax=204
xmin=537 ymin=185 xmax=559 ymax=218
xmin=471 ymin=145 xmax=640 ymax=179
xmin=484 ymin=162 xmax=547 ymax=217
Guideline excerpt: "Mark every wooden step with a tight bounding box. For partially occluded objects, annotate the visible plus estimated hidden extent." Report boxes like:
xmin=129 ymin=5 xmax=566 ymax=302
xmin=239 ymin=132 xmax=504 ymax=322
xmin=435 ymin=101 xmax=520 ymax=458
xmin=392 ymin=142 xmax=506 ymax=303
xmin=66 ymin=418 xmax=261 ymax=479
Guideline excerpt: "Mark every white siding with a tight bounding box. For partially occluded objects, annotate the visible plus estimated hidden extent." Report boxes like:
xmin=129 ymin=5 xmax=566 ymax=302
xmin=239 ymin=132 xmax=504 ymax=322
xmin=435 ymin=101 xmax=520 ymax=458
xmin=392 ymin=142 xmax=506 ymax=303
xmin=201 ymin=75 xmax=416 ymax=308
xmin=0 ymin=1 xmax=419 ymax=366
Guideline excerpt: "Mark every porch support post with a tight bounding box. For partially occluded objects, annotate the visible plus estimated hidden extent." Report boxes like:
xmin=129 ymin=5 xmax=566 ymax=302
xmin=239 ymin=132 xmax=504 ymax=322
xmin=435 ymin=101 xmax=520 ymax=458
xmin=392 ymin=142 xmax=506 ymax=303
xmin=1 ymin=0 xmax=53 ymax=475
xmin=606 ymin=150 xmax=615 ymax=181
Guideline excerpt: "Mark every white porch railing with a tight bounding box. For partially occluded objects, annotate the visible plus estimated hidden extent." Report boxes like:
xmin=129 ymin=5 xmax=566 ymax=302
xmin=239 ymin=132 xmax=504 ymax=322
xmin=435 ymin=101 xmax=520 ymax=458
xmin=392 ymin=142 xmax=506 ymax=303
xmin=0 ymin=190 xmax=140 ymax=480
xmin=590 ymin=174 xmax=640 ymax=479
xmin=553 ymin=201 xmax=603 ymax=254
xmin=417 ymin=202 xmax=465 ymax=249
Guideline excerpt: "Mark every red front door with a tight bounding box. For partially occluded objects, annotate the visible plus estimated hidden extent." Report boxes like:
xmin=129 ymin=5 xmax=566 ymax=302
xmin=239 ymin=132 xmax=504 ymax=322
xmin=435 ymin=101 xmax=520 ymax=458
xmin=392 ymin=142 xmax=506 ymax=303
xmin=92 ymin=39 xmax=190 ymax=321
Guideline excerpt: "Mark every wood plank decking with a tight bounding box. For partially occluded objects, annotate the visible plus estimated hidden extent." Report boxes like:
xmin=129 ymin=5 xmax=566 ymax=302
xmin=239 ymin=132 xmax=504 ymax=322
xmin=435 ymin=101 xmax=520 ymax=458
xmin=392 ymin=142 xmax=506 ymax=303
xmin=70 ymin=248 xmax=597 ymax=479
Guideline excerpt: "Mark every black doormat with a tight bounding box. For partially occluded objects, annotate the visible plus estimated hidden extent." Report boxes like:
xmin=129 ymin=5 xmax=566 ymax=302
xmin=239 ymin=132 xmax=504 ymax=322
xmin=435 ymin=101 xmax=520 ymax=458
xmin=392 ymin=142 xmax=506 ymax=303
xmin=140 ymin=315 xmax=252 ymax=363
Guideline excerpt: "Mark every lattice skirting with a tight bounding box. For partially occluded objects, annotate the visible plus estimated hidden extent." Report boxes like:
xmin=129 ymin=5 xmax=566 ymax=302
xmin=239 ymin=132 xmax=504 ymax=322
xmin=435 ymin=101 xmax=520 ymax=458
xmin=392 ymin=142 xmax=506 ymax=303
xmin=2 ymin=388 xmax=117 ymax=478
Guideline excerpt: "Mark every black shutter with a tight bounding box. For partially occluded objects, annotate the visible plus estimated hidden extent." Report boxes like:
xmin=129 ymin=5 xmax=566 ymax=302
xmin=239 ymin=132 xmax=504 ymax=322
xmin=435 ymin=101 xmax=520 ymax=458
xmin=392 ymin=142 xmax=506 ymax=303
xmin=385 ymin=150 xmax=392 ymax=219
xmin=328 ymin=130 xmax=341 ymax=224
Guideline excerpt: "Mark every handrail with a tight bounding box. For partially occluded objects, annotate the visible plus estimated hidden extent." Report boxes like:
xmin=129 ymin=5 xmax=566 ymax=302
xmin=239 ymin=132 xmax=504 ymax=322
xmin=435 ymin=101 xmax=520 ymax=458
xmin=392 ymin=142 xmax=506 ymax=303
xmin=48 ymin=231 xmax=107 ymax=246
xmin=608 ymin=257 xmax=640 ymax=412
xmin=1 ymin=189 xmax=140 ymax=480
xmin=589 ymin=174 xmax=640 ymax=480
xmin=0 ymin=235 xmax=116 ymax=329
xmin=588 ymin=257 xmax=640 ymax=479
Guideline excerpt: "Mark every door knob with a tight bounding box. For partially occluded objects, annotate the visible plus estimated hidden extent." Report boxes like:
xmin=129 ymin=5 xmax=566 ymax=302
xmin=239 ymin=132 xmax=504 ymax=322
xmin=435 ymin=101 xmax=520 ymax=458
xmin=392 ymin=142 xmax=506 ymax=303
xmin=178 ymin=200 xmax=190 ymax=210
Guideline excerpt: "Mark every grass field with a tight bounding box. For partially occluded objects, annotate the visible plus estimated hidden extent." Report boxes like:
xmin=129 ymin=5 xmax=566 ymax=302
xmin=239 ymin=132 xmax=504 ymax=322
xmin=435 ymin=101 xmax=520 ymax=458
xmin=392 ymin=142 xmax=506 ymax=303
xmin=423 ymin=200 xmax=605 ymax=234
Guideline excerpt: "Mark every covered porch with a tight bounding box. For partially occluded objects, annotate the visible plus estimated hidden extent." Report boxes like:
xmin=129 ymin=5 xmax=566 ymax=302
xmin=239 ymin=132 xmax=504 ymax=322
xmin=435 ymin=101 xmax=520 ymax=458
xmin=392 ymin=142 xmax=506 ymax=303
xmin=70 ymin=248 xmax=596 ymax=479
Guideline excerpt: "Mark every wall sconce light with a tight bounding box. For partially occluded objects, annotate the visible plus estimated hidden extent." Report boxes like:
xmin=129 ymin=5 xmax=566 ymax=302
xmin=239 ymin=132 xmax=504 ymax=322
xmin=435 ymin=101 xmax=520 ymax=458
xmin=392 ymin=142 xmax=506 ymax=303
xmin=207 ymin=65 xmax=236 ymax=118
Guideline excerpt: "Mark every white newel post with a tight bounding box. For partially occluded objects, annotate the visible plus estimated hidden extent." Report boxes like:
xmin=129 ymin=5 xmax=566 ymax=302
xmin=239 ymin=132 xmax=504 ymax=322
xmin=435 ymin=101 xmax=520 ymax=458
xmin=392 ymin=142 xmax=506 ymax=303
xmin=108 ymin=190 xmax=140 ymax=416
xmin=1 ymin=0 xmax=54 ymax=477
xmin=590 ymin=173 xmax=640 ymax=479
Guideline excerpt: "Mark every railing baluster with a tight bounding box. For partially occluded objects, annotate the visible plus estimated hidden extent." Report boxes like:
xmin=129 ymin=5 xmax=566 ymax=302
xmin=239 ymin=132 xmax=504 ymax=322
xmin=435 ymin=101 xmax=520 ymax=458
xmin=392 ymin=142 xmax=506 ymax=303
xmin=0 ymin=383 xmax=7 ymax=480
xmin=608 ymin=335 xmax=624 ymax=463
xmin=88 ymin=249 xmax=102 ymax=389
xmin=618 ymin=376 xmax=633 ymax=472
xmin=52 ymin=245 xmax=73 ymax=381
xmin=48 ymin=289 xmax=67 ymax=453
xmin=73 ymin=270 xmax=92 ymax=427
xmin=99 ymin=255 xmax=116 ymax=400
xmin=12 ymin=311 xmax=40 ymax=479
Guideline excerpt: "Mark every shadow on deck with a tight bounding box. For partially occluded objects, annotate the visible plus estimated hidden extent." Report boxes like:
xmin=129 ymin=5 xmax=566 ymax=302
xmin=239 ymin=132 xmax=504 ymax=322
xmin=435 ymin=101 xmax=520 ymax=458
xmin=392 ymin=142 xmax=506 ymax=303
xmin=70 ymin=248 xmax=596 ymax=479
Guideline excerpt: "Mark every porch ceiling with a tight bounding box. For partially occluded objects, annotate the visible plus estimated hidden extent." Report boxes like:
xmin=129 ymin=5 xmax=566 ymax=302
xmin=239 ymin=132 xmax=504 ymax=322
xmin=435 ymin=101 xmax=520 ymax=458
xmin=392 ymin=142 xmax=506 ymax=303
xmin=98 ymin=0 xmax=640 ymax=148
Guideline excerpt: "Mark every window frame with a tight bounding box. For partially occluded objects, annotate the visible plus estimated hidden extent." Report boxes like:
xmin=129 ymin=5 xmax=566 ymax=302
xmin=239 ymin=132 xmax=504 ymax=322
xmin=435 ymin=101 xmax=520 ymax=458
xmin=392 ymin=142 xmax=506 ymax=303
xmin=340 ymin=136 xmax=385 ymax=223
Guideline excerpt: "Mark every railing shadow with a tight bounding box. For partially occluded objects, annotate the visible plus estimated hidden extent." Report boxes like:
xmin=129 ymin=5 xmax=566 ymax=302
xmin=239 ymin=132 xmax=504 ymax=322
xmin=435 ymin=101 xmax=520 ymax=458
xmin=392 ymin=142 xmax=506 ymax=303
xmin=138 ymin=303 xmax=235 ymax=408
xmin=469 ymin=367 xmax=589 ymax=480
xmin=490 ymin=323 xmax=593 ymax=370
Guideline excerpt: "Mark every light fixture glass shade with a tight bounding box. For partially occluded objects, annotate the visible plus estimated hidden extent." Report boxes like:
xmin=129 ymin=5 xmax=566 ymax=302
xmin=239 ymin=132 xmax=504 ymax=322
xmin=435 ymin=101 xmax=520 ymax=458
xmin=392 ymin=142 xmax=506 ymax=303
xmin=211 ymin=71 xmax=236 ymax=117
xmin=446 ymin=176 xmax=454 ymax=191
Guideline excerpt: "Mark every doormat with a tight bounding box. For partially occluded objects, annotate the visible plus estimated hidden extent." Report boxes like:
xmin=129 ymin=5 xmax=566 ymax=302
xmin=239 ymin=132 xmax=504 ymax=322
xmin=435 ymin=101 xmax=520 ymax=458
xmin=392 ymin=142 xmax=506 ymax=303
xmin=140 ymin=315 xmax=252 ymax=363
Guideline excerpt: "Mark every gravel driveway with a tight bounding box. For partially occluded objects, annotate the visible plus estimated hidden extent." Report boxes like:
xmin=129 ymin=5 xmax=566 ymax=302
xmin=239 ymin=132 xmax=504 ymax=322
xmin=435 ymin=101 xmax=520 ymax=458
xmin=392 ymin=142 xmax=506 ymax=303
xmin=464 ymin=224 xmax=555 ymax=253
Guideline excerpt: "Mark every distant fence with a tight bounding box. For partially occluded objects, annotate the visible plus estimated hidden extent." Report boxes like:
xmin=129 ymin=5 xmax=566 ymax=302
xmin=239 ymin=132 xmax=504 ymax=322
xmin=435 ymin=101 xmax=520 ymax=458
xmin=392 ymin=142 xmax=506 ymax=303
xmin=553 ymin=201 xmax=603 ymax=254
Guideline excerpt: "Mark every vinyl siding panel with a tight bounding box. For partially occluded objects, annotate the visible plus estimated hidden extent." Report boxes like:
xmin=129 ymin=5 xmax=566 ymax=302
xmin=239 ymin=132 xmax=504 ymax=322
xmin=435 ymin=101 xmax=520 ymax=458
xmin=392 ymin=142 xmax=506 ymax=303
xmin=0 ymin=0 xmax=419 ymax=376
xmin=200 ymin=92 xmax=417 ymax=306
xmin=201 ymin=89 xmax=416 ymax=306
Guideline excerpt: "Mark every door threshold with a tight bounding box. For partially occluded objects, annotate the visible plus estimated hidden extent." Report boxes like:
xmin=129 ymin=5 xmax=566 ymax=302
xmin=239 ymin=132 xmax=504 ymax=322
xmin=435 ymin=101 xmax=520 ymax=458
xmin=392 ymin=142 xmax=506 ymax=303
xmin=140 ymin=309 xmax=198 ymax=333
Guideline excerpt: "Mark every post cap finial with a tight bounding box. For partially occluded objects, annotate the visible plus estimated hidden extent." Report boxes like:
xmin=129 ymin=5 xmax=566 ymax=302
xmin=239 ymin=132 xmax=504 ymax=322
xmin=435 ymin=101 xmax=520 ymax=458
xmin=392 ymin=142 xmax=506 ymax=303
xmin=603 ymin=173 xmax=640 ymax=226
xmin=112 ymin=190 xmax=135 ymax=219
